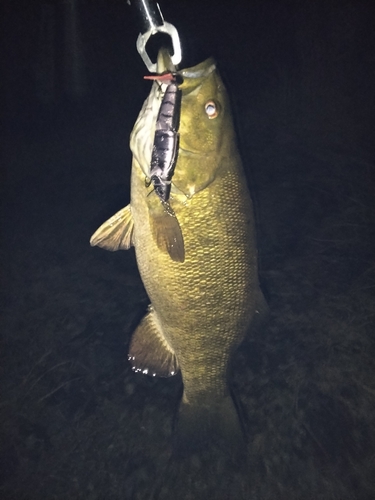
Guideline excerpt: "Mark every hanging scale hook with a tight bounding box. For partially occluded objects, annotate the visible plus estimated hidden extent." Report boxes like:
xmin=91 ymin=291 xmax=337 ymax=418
xmin=128 ymin=0 xmax=182 ymax=72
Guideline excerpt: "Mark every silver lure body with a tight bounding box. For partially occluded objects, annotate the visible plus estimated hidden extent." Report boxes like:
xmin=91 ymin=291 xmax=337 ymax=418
xmin=150 ymin=81 xmax=182 ymax=202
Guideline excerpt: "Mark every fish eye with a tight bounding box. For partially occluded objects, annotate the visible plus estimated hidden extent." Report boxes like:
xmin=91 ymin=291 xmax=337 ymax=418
xmin=205 ymin=100 xmax=219 ymax=119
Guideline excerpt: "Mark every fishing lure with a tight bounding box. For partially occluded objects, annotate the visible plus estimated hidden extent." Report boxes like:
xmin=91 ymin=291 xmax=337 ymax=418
xmin=147 ymin=74 xmax=182 ymax=202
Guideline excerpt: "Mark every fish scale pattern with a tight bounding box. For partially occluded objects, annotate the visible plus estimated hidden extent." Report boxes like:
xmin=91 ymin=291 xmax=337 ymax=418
xmin=131 ymin=152 xmax=258 ymax=402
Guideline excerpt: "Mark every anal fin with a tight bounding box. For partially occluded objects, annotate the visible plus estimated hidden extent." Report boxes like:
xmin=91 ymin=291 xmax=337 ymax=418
xmin=129 ymin=307 xmax=179 ymax=377
xmin=90 ymin=204 xmax=134 ymax=251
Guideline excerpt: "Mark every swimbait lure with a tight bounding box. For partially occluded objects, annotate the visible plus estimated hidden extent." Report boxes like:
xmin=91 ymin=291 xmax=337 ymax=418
xmin=149 ymin=76 xmax=182 ymax=202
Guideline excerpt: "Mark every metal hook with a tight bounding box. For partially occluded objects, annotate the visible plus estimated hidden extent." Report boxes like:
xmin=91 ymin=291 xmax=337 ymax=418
xmin=128 ymin=0 xmax=182 ymax=72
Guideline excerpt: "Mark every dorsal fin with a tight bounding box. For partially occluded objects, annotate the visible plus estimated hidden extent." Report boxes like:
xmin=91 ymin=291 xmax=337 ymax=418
xmin=90 ymin=204 xmax=134 ymax=251
xmin=129 ymin=307 xmax=179 ymax=378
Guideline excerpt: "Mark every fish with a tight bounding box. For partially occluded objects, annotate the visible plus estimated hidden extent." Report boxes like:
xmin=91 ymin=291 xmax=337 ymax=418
xmin=90 ymin=49 xmax=267 ymax=454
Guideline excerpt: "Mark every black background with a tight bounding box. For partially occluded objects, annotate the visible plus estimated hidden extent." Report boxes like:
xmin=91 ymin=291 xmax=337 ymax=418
xmin=1 ymin=1 xmax=375 ymax=499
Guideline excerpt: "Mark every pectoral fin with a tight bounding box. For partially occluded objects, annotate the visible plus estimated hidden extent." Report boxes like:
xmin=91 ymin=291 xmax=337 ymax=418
xmin=90 ymin=204 xmax=134 ymax=251
xmin=129 ymin=307 xmax=179 ymax=377
xmin=148 ymin=197 xmax=185 ymax=263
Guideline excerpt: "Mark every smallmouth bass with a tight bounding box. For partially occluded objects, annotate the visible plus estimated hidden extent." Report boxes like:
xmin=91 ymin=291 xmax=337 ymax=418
xmin=90 ymin=51 xmax=266 ymax=453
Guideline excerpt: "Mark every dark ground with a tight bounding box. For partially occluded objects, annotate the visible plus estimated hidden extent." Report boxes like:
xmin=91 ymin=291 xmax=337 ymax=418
xmin=1 ymin=0 xmax=375 ymax=499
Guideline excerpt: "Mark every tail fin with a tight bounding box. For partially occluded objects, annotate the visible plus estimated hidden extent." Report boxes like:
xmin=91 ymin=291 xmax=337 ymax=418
xmin=173 ymin=392 xmax=247 ymax=460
